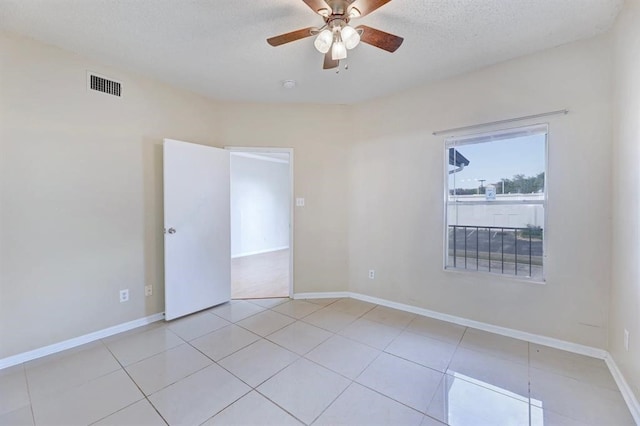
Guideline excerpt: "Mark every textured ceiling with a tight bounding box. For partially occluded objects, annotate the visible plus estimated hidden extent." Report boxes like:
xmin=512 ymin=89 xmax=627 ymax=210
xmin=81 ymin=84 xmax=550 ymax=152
xmin=0 ymin=0 xmax=623 ymax=104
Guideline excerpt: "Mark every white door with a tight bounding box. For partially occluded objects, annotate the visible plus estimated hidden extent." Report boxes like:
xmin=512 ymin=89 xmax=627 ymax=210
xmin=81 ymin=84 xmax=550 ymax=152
xmin=163 ymin=139 xmax=230 ymax=321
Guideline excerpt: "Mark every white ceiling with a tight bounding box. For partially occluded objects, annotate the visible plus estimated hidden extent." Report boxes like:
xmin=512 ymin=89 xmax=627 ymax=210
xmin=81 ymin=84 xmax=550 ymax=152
xmin=0 ymin=0 xmax=623 ymax=104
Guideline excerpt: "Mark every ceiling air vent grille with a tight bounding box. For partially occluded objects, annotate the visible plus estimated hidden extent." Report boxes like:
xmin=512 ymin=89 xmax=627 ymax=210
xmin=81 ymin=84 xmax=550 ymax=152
xmin=88 ymin=73 xmax=122 ymax=97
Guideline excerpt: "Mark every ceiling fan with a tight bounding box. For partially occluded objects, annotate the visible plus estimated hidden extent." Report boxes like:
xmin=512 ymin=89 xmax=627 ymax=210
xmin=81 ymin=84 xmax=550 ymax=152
xmin=267 ymin=0 xmax=404 ymax=70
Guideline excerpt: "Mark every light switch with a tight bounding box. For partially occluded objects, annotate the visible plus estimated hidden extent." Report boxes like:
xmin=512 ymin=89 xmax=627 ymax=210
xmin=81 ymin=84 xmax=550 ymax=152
xmin=296 ymin=198 xmax=305 ymax=207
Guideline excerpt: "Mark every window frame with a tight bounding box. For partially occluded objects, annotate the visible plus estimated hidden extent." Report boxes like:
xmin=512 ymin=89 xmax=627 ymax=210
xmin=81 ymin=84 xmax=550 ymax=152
xmin=442 ymin=123 xmax=549 ymax=283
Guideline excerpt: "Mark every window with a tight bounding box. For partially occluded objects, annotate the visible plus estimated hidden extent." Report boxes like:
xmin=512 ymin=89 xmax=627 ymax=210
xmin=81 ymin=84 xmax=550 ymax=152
xmin=445 ymin=124 xmax=547 ymax=280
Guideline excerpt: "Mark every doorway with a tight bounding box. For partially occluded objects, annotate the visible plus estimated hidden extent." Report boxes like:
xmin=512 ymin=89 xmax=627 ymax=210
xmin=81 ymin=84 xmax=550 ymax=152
xmin=227 ymin=148 xmax=293 ymax=299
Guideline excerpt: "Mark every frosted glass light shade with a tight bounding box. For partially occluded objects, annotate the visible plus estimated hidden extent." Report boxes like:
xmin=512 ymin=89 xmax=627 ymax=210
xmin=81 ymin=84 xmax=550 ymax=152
xmin=341 ymin=25 xmax=360 ymax=50
xmin=331 ymin=40 xmax=347 ymax=60
xmin=314 ymin=29 xmax=333 ymax=54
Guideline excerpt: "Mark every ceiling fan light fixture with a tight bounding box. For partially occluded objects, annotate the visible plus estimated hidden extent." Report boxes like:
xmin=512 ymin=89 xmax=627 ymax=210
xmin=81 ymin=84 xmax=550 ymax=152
xmin=331 ymin=40 xmax=347 ymax=60
xmin=341 ymin=25 xmax=360 ymax=50
xmin=314 ymin=29 xmax=333 ymax=53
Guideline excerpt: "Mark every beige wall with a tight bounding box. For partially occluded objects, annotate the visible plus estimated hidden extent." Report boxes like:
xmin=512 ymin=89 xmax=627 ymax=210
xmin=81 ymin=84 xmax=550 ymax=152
xmin=0 ymin=23 xmax=627 ymax=364
xmin=611 ymin=0 xmax=640 ymax=402
xmin=348 ymin=35 xmax=613 ymax=348
xmin=0 ymin=33 xmax=349 ymax=359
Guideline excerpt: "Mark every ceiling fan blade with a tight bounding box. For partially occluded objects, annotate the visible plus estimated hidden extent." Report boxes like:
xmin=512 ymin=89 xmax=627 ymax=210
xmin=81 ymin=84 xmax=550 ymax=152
xmin=323 ymin=51 xmax=339 ymax=69
xmin=358 ymin=25 xmax=403 ymax=52
xmin=301 ymin=0 xmax=330 ymax=14
xmin=350 ymin=0 xmax=392 ymax=17
xmin=267 ymin=27 xmax=316 ymax=46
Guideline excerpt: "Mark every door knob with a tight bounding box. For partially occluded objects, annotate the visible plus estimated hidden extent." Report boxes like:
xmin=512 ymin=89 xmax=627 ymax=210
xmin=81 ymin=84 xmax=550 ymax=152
xmin=167 ymin=228 xmax=176 ymax=234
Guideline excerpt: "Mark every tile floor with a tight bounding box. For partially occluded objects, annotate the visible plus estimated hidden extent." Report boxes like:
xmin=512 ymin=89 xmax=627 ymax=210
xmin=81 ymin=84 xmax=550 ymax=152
xmin=0 ymin=298 xmax=635 ymax=426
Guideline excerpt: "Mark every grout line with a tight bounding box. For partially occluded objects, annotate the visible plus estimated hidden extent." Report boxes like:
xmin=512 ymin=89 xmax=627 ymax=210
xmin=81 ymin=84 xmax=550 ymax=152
xmin=17 ymin=296 xmax=628 ymax=425
xmin=307 ymin=378 xmax=354 ymax=424
xmin=101 ymin=344 xmax=170 ymax=426
xmin=252 ymin=387 xmax=310 ymax=425
xmin=20 ymin=363 xmax=37 ymax=426
xmin=196 ymin=388 xmax=253 ymax=425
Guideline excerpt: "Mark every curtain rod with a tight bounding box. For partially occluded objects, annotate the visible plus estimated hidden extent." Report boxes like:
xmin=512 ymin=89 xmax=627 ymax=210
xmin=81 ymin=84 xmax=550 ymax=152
xmin=432 ymin=109 xmax=569 ymax=136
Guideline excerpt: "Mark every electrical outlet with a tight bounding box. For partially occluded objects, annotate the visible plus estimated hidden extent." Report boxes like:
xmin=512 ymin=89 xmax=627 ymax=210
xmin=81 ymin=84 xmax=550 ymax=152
xmin=145 ymin=285 xmax=153 ymax=296
xmin=624 ymin=329 xmax=629 ymax=351
xmin=296 ymin=198 xmax=305 ymax=207
xmin=368 ymin=269 xmax=375 ymax=279
xmin=119 ymin=289 xmax=129 ymax=303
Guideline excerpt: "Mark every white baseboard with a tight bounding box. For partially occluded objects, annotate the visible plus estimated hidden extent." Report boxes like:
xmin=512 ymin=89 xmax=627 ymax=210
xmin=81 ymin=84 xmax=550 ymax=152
xmin=294 ymin=291 xmax=350 ymax=300
xmin=295 ymin=291 xmax=640 ymax=420
xmin=0 ymin=313 xmax=165 ymax=370
xmin=347 ymin=292 xmax=608 ymax=359
xmin=231 ymin=246 xmax=289 ymax=259
xmin=605 ymin=354 xmax=640 ymax=424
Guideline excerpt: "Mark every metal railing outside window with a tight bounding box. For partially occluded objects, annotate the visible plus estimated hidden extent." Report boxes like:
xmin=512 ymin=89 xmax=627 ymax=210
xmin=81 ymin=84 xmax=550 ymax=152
xmin=447 ymin=225 xmax=543 ymax=279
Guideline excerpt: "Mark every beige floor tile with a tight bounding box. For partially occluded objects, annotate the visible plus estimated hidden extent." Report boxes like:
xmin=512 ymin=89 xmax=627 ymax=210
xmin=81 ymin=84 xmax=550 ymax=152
xmin=204 ymin=391 xmax=302 ymax=425
xmin=385 ymin=330 xmax=457 ymax=372
xmin=25 ymin=343 xmax=121 ymax=399
xmin=247 ymin=298 xmax=290 ymax=309
xmin=447 ymin=346 xmax=529 ymax=400
xmin=149 ymin=364 xmax=250 ymax=426
xmin=356 ymin=353 xmax=443 ymax=413
xmin=93 ymin=400 xmax=166 ymax=425
xmin=306 ymin=335 xmax=380 ymax=379
xmin=0 ymin=406 xmax=33 ymax=426
xmin=315 ymin=382 xmax=424 ymax=426
xmin=190 ymin=324 xmax=260 ymax=361
xmin=427 ymin=373 xmax=530 ymax=426
xmin=24 ymin=340 xmax=106 ymax=367
xmin=406 ymin=316 xmax=466 ymax=345
xmin=219 ymin=339 xmax=299 ymax=387
xmin=266 ymin=321 xmax=332 ymax=355
xmin=125 ymin=343 xmax=212 ymax=395
xmin=0 ymin=365 xmax=30 ymax=416
xmin=271 ymin=300 xmax=323 ymax=319
xmin=529 ymin=367 xmax=635 ymax=425
xmin=236 ymin=310 xmax=295 ymax=337
xmin=257 ymin=358 xmax=350 ymax=425
xmin=301 ymin=297 xmax=340 ymax=306
xmin=328 ymin=298 xmax=376 ymax=317
xmin=459 ymin=328 xmax=529 ymax=365
xmin=421 ymin=415 xmax=447 ymax=426
xmin=530 ymin=405 xmax=591 ymax=426
xmin=302 ymin=308 xmax=358 ymax=333
xmin=166 ymin=311 xmax=230 ymax=341
xmin=31 ymin=370 xmax=143 ymax=426
xmin=339 ymin=318 xmax=402 ymax=350
xmin=209 ymin=300 xmax=265 ymax=322
xmin=363 ymin=305 xmax=417 ymax=329
xmin=99 ymin=322 xmax=167 ymax=346
xmin=529 ymin=343 xmax=618 ymax=390
xmin=104 ymin=327 xmax=183 ymax=366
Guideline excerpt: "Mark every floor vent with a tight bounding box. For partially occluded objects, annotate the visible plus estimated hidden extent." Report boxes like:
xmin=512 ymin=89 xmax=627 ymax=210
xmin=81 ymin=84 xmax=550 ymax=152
xmin=88 ymin=73 xmax=122 ymax=97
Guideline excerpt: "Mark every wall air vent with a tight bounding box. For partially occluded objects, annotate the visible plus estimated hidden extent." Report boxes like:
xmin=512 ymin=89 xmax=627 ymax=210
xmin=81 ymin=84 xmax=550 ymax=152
xmin=87 ymin=72 xmax=122 ymax=97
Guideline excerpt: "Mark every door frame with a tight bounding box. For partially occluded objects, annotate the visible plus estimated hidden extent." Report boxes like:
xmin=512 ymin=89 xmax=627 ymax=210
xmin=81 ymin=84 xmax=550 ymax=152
xmin=225 ymin=146 xmax=294 ymax=299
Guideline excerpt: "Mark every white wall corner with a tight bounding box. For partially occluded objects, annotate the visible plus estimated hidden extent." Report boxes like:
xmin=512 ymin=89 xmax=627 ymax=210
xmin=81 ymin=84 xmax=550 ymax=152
xmin=0 ymin=313 xmax=165 ymax=370
xmin=605 ymin=354 xmax=640 ymax=425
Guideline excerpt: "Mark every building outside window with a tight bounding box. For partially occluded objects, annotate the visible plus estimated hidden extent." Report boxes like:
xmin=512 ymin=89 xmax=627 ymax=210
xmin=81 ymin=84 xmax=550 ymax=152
xmin=445 ymin=124 xmax=547 ymax=280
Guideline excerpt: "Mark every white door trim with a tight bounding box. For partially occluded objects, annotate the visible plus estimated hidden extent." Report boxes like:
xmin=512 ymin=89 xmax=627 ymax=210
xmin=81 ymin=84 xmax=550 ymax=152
xmin=225 ymin=146 xmax=294 ymax=299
